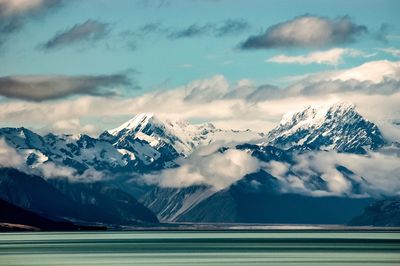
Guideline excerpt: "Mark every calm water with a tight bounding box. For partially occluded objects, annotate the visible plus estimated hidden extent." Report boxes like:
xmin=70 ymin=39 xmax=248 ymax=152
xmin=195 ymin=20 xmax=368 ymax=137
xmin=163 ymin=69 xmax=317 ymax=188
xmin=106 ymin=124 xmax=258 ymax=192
xmin=0 ymin=231 xmax=400 ymax=265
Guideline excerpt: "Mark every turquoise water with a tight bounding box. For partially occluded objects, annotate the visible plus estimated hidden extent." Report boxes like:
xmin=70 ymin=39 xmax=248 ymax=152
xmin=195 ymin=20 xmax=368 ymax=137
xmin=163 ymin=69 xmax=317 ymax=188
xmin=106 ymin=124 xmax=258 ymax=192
xmin=0 ymin=231 xmax=400 ymax=265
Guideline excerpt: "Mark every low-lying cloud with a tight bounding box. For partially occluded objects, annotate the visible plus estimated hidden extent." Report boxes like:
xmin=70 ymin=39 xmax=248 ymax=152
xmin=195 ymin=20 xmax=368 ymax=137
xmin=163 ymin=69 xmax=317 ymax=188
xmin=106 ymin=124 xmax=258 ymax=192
xmin=43 ymin=19 xmax=110 ymax=50
xmin=143 ymin=143 xmax=260 ymax=190
xmin=140 ymin=139 xmax=400 ymax=197
xmin=240 ymin=15 xmax=367 ymax=49
xmin=0 ymin=138 xmax=105 ymax=182
xmin=0 ymin=73 xmax=132 ymax=101
xmin=265 ymin=150 xmax=400 ymax=197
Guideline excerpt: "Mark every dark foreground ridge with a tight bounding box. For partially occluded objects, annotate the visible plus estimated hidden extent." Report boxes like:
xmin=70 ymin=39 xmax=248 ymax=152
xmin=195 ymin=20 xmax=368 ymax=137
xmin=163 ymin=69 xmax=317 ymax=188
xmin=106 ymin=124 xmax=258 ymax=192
xmin=0 ymin=198 xmax=106 ymax=232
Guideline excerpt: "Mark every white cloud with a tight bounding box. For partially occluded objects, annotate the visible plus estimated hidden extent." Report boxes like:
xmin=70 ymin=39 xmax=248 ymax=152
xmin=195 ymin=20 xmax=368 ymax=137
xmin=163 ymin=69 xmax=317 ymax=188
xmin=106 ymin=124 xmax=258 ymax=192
xmin=0 ymin=138 xmax=26 ymax=169
xmin=43 ymin=119 xmax=99 ymax=136
xmin=143 ymin=143 xmax=260 ymax=190
xmin=240 ymin=15 xmax=367 ymax=49
xmin=0 ymin=138 xmax=105 ymax=182
xmin=267 ymin=48 xmax=370 ymax=66
xmin=329 ymin=60 xmax=400 ymax=83
xmin=266 ymin=150 xmax=400 ymax=197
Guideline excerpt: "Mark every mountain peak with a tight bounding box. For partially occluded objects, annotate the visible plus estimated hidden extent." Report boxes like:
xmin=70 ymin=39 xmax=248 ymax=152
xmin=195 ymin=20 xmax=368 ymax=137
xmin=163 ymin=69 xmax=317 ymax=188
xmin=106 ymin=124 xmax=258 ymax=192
xmin=108 ymin=113 xmax=157 ymax=136
xmin=106 ymin=113 xmax=218 ymax=159
xmin=279 ymin=103 xmax=355 ymax=128
xmin=267 ymin=103 xmax=385 ymax=153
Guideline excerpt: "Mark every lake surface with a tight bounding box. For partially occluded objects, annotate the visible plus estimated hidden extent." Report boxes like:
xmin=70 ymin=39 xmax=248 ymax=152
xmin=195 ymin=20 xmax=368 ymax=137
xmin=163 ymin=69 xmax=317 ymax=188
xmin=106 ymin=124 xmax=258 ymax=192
xmin=0 ymin=230 xmax=400 ymax=265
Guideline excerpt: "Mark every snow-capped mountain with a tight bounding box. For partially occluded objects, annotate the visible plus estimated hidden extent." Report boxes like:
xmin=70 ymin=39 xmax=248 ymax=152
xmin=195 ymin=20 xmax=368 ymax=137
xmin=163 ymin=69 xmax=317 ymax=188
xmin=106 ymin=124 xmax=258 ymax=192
xmin=0 ymin=103 xmax=397 ymax=225
xmin=0 ymin=114 xmax=261 ymax=173
xmin=104 ymin=113 xmax=219 ymax=159
xmin=0 ymin=127 xmax=136 ymax=172
xmin=266 ymin=103 xmax=385 ymax=153
xmin=143 ymin=103 xmax=391 ymax=223
xmin=101 ymin=113 xmax=262 ymax=166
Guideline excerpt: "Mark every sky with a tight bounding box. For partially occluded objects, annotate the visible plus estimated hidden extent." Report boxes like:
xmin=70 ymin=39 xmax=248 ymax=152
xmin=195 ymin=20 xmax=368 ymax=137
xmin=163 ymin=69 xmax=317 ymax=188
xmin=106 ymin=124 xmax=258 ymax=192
xmin=0 ymin=0 xmax=400 ymax=137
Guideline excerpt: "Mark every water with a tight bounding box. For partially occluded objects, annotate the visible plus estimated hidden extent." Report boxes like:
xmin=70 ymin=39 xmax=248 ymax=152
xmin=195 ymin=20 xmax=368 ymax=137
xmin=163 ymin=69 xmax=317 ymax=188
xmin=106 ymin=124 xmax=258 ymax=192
xmin=0 ymin=231 xmax=400 ymax=265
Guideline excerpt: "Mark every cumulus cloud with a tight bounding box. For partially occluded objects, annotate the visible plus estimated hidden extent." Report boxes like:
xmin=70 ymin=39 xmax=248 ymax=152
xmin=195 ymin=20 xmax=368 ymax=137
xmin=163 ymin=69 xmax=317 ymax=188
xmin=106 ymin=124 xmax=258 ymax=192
xmin=143 ymin=143 xmax=260 ymax=189
xmin=43 ymin=19 xmax=110 ymax=50
xmin=266 ymin=150 xmax=400 ymax=197
xmin=0 ymin=73 xmax=132 ymax=101
xmin=240 ymin=15 xmax=367 ymax=49
xmin=267 ymin=48 xmax=372 ymax=66
xmin=0 ymin=0 xmax=63 ymax=47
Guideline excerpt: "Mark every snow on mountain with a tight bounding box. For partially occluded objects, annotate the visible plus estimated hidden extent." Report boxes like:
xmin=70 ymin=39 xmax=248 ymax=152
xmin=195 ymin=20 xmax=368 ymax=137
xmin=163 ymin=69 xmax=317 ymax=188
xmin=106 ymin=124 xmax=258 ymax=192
xmin=0 ymin=127 xmax=45 ymax=150
xmin=0 ymin=114 xmax=262 ymax=175
xmin=266 ymin=103 xmax=386 ymax=153
xmin=107 ymin=113 xmax=220 ymax=157
xmin=0 ymin=128 xmax=136 ymax=172
xmin=104 ymin=113 xmax=262 ymax=167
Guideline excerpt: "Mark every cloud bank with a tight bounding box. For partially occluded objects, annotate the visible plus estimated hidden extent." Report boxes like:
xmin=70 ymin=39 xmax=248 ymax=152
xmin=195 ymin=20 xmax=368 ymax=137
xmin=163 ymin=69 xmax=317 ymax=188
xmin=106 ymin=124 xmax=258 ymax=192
xmin=240 ymin=15 xmax=367 ymax=49
xmin=0 ymin=60 xmax=399 ymax=140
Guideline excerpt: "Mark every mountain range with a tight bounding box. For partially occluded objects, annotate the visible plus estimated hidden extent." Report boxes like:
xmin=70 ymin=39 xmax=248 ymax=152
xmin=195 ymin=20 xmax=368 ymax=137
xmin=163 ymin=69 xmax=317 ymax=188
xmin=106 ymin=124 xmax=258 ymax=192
xmin=0 ymin=102 xmax=399 ymax=228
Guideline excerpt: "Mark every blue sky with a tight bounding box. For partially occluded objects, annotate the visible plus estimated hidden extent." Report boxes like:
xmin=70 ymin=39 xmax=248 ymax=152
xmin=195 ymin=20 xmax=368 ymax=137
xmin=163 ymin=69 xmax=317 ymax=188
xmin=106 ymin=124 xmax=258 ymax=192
xmin=1 ymin=0 xmax=399 ymax=92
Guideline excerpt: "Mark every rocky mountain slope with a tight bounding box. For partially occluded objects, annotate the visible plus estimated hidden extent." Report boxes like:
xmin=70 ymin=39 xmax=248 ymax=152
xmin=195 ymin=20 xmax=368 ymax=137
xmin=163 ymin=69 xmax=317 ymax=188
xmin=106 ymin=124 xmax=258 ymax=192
xmin=349 ymin=198 xmax=400 ymax=226
xmin=0 ymin=168 xmax=158 ymax=225
xmin=266 ymin=103 xmax=385 ymax=154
